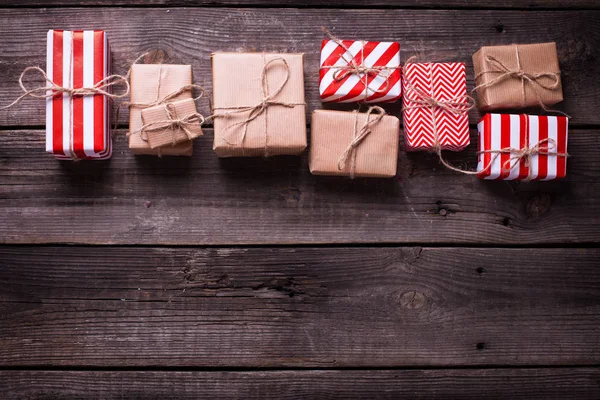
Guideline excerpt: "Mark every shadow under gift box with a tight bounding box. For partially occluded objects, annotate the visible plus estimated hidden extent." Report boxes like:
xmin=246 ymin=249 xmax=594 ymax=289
xmin=211 ymin=53 xmax=307 ymax=158
xmin=477 ymin=113 xmax=568 ymax=181
xmin=46 ymin=30 xmax=112 ymax=160
xmin=309 ymin=109 xmax=400 ymax=178
xmin=128 ymin=64 xmax=195 ymax=156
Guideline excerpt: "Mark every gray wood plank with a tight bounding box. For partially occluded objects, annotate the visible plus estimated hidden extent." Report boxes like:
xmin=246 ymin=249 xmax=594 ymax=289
xmin=0 ymin=246 xmax=598 ymax=367
xmin=1 ymin=128 xmax=598 ymax=245
xmin=0 ymin=8 xmax=597 ymax=126
xmin=2 ymin=369 xmax=600 ymax=400
xmin=3 ymin=0 xmax=600 ymax=9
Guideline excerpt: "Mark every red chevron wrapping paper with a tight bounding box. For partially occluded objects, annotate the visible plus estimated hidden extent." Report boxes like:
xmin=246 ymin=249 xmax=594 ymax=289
xmin=319 ymin=39 xmax=401 ymax=103
xmin=402 ymin=62 xmax=469 ymax=151
xmin=477 ymin=114 xmax=568 ymax=181
xmin=46 ymin=30 xmax=111 ymax=160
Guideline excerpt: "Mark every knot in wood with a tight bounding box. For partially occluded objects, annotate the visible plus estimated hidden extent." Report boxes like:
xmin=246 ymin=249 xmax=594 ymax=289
xmin=399 ymin=290 xmax=426 ymax=310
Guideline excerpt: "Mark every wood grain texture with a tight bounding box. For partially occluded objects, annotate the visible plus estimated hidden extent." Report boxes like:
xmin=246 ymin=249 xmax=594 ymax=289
xmin=0 ymin=8 xmax=598 ymax=126
xmin=0 ymin=246 xmax=598 ymax=367
xmin=2 ymin=369 xmax=600 ymax=400
xmin=1 ymin=128 xmax=599 ymax=245
xmin=3 ymin=0 xmax=600 ymax=9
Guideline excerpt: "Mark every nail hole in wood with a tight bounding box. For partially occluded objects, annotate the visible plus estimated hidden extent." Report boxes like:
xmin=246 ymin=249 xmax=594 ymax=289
xmin=495 ymin=22 xmax=505 ymax=33
xmin=502 ymin=217 xmax=511 ymax=227
xmin=476 ymin=342 xmax=485 ymax=351
xmin=476 ymin=267 xmax=486 ymax=274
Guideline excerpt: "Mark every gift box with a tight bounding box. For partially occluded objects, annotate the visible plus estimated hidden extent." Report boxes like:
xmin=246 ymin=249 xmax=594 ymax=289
xmin=128 ymin=64 xmax=194 ymax=156
xmin=46 ymin=30 xmax=112 ymax=160
xmin=477 ymin=113 xmax=568 ymax=180
xmin=319 ymin=38 xmax=401 ymax=103
xmin=473 ymin=43 xmax=563 ymax=111
xmin=309 ymin=109 xmax=400 ymax=178
xmin=402 ymin=62 xmax=470 ymax=151
xmin=212 ymin=53 xmax=307 ymax=157
xmin=141 ymin=98 xmax=203 ymax=149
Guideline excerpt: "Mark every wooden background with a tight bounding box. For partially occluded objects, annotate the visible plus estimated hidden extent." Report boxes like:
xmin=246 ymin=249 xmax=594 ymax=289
xmin=0 ymin=1 xmax=599 ymax=398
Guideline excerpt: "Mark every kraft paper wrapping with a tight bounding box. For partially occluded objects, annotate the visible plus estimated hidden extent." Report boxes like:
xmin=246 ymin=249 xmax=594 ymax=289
xmin=309 ymin=110 xmax=400 ymax=178
xmin=129 ymin=64 xmax=194 ymax=156
xmin=212 ymin=52 xmax=307 ymax=157
xmin=141 ymin=98 xmax=203 ymax=149
xmin=473 ymin=43 xmax=563 ymax=111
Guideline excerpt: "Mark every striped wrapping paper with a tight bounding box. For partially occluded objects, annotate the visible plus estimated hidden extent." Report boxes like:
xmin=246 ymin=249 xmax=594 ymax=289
xmin=402 ymin=62 xmax=470 ymax=152
xmin=477 ymin=114 xmax=569 ymax=180
xmin=46 ymin=30 xmax=111 ymax=160
xmin=319 ymin=39 xmax=401 ymax=103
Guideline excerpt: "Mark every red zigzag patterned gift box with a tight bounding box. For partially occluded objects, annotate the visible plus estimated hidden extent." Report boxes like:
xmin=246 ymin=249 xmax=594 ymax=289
xmin=319 ymin=39 xmax=401 ymax=103
xmin=402 ymin=62 xmax=470 ymax=151
xmin=46 ymin=30 xmax=111 ymax=160
xmin=477 ymin=114 xmax=568 ymax=181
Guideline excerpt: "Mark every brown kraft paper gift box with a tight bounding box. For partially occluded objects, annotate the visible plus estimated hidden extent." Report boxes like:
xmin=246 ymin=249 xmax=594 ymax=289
xmin=128 ymin=64 xmax=194 ymax=156
xmin=472 ymin=43 xmax=563 ymax=111
xmin=211 ymin=52 xmax=307 ymax=157
xmin=309 ymin=109 xmax=400 ymax=178
xmin=141 ymin=98 xmax=203 ymax=149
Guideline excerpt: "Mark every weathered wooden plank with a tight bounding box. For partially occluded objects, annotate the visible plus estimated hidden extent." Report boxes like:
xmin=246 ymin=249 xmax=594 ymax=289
xmin=0 ymin=246 xmax=598 ymax=367
xmin=3 ymin=0 xmax=600 ymax=9
xmin=0 ymin=8 xmax=598 ymax=126
xmin=2 ymin=369 xmax=600 ymax=400
xmin=1 ymin=128 xmax=598 ymax=245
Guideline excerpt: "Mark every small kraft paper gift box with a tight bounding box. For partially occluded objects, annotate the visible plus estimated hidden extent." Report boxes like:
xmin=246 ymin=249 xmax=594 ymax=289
xmin=319 ymin=36 xmax=401 ymax=103
xmin=309 ymin=108 xmax=400 ymax=178
xmin=46 ymin=30 xmax=112 ymax=160
xmin=402 ymin=61 xmax=471 ymax=152
xmin=140 ymin=98 xmax=203 ymax=149
xmin=472 ymin=43 xmax=563 ymax=111
xmin=128 ymin=64 xmax=196 ymax=156
xmin=211 ymin=53 xmax=307 ymax=157
xmin=477 ymin=113 xmax=568 ymax=181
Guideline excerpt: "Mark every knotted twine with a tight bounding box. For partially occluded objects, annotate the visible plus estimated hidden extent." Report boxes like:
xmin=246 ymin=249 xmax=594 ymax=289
xmin=2 ymin=63 xmax=130 ymax=161
xmin=321 ymin=28 xmax=397 ymax=102
xmin=211 ymin=55 xmax=306 ymax=157
xmin=402 ymin=56 xmax=568 ymax=180
xmin=473 ymin=44 xmax=567 ymax=116
xmin=132 ymin=102 xmax=205 ymax=146
xmin=337 ymin=105 xmax=386 ymax=179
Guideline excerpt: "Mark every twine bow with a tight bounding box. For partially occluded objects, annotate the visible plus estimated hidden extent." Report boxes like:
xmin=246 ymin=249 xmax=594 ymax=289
xmin=321 ymin=28 xmax=397 ymax=101
xmin=212 ymin=56 xmax=306 ymax=157
xmin=338 ymin=106 xmax=386 ymax=179
xmin=473 ymin=45 xmax=567 ymax=115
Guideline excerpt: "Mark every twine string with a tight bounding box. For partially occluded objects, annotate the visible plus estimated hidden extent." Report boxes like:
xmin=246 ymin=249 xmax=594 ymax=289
xmin=337 ymin=105 xmax=386 ymax=179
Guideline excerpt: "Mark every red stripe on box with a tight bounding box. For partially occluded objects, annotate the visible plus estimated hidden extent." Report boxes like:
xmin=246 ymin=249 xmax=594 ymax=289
xmin=518 ymin=114 xmax=529 ymax=180
xmin=499 ymin=114 xmax=511 ymax=180
xmin=71 ymin=31 xmax=87 ymax=159
xmin=537 ymin=115 xmax=548 ymax=180
xmin=52 ymin=30 xmax=64 ymax=155
xmin=93 ymin=31 xmax=104 ymax=153
xmin=478 ymin=114 xmax=492 ymax=179
xmin=557 ymin=116 xmax=567 ymax=179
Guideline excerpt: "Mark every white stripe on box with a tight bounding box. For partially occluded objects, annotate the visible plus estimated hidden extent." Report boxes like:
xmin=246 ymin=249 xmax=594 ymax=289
xmin=319 ymin=40 xmax=339 ymax=66
xmin=83 ymin=31 xmax=95 ymax=157
xmin=477 ymin=120 xmax=484 ymax=173
xmin=346 ymin=50 xmax=400 ymax=103
xmin=544 ymin=116 xmax=558 ymax=180
xmin=319 ymin=41 xmax=364 ymax=98
xmin=528 ymin=115 xmax=539 ymax=180
xmin=46 ymin=30 xmax=53 ymax=154
xmin=487 ymin=113 xmax=502 ymax=180
xmin=62 ymin=31 xmax=73 ymax=158
xmin=506 ymin=114 xmax=521 ymax=180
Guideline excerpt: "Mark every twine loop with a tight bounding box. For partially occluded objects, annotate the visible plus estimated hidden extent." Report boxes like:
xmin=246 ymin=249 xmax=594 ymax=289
xmin=338 ymin=105 xmax=386 ymax=179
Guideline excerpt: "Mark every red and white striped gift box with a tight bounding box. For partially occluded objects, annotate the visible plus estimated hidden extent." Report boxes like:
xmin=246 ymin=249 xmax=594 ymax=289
xmin=319 ymin=39 xmax=401 ymax=103
xmin=46 ymin=30 xmax=111 ymax=160
xmin=477 ymin=114 xmax=569 ymax=180
xmin=402 ymin=62 xmax=470 ymax=152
